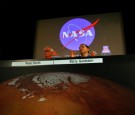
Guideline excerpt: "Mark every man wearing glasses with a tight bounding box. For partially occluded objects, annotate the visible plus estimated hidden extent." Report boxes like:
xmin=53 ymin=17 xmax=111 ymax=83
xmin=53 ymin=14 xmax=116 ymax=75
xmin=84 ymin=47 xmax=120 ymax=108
xmin=43 ymin=46 xmax=58 ymax=59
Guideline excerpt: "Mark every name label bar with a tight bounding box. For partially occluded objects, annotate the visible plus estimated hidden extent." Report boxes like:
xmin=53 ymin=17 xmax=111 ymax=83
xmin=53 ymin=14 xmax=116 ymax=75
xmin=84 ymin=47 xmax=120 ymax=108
xmin=11 ymin=58 xmax=103 ymax=67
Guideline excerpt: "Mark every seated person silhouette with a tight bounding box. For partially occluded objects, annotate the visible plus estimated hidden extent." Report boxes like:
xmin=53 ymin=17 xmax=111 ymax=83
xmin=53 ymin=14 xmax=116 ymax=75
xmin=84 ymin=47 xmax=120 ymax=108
xmin=43 ymin=46 xmax=58 ymax=59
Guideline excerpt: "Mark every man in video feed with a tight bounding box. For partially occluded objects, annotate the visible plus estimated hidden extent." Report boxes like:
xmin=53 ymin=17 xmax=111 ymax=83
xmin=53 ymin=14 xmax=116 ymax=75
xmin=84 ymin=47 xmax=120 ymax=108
xmin=43 ymin=46 xmax=58 ymax=59
xmin=79 ymin=44 xmax=90 ymax=57
xmin=79 ymin=44 xmax=97 ymax=57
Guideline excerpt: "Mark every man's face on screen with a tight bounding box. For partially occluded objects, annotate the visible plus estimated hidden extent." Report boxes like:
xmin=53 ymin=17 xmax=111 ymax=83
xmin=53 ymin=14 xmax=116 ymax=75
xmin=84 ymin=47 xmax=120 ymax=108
xmin=79 ymin=44 xmax=89 ymax=54
xmin=43 ymin=47 xmax=53 ymax=59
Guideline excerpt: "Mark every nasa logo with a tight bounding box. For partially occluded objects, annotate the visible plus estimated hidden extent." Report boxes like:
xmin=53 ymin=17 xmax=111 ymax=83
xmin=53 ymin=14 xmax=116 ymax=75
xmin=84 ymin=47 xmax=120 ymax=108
xmin=59 ymin=18 xmax=99 ymax=50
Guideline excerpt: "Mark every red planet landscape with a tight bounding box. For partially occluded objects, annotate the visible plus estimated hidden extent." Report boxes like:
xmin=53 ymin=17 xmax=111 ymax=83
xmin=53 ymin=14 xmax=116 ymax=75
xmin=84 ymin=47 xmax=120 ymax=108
xmin=0 ymin=72 xmax=135 ymax=115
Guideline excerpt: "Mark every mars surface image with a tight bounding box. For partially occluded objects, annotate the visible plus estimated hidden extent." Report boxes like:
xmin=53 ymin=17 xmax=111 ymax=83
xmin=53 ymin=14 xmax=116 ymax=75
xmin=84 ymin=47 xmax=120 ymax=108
xmin=0 ymin=72 xmax=135 ymax=115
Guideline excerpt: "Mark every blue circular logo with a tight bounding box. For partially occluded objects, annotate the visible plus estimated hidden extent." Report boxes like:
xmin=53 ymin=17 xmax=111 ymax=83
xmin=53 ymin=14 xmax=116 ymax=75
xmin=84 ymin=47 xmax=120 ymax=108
xmin=60 ymin=18 xmax=96 ymax=50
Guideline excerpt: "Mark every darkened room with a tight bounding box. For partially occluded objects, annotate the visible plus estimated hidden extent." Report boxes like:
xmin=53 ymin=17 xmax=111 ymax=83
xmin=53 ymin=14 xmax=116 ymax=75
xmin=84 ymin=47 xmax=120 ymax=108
xmin=0 ymin=1 xmax=135 ymax=115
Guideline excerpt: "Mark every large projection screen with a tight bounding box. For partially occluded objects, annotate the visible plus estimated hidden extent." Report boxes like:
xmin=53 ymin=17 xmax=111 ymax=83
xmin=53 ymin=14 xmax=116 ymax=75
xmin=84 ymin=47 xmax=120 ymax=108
xmin=34 ymin=12 xmax=125 ymax=59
